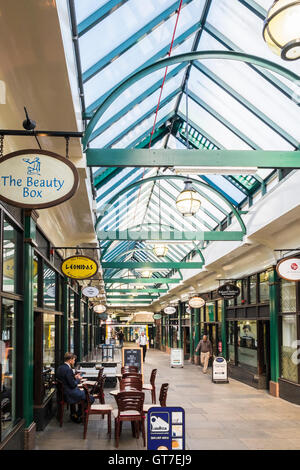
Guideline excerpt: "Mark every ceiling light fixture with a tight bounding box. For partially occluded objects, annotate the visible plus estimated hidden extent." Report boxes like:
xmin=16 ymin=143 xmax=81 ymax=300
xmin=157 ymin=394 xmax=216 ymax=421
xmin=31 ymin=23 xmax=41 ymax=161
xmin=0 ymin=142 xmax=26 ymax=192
xmin=263 ymin=0 xmax=300 ymax=60
xmin=176 ymin=180 xmax=201 ymax=217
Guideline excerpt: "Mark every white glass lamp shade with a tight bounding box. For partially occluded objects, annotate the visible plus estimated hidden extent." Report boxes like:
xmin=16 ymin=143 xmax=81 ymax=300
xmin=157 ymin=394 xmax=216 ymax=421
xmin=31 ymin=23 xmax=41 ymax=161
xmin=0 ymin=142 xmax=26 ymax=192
xmin=141 ymin=270 xmax=152 ymax=278
xmin=263 ymin=0 xmax=300 ymax=60
xmin=94 ymin=304 xmax=106 ymax=314
xmin=189 ymin=296 xmax=205 ymax=308
xmin=176 ymin=181 xmax=201 ymax=216
xmin=153 ymin=244 xmax=168 ymax=257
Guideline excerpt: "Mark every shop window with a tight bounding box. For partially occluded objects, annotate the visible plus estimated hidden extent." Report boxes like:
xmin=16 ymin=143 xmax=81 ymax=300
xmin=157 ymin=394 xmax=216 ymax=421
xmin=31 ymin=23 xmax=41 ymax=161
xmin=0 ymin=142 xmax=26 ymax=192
xmin=69 ymin=290 xmax=75 ymax=353
xmin=242 ymin=278 xmax=248 ymax=303
xmin=2 ymin=220 xmax=20 ymax=294
xmin=236 ymin=281 xmax=242 ymax=304
xmin=228 ymin=321 xmax=235 ymax=362
xmin=206 ymin=303 xmax=215 ymax=322
xmin=280 ymin=280 xmax=296 ymax=313
xmin=42 ymin=314 xmax=56 ymax=400
xmin=36 ymin=229 xmax=49 ymax=259
xmin=281 ymin=315 xmax=298 ymax=383
xmin=216 ymin=301 xmax=222 ymax=322
xmin=43 ymin=265 xmax=56 ymax=310
xmin=33 ymin=255 xmax=39 ymax=307
xmin=259 ymin=272 xmax=269 ymax=302
xmin=249 ymin=275 xmax=257 ymax=304
xmin=237 ymin=320 xmax=257 ymax=370
xmin=0 ymin=299 xmax=16 ymax=440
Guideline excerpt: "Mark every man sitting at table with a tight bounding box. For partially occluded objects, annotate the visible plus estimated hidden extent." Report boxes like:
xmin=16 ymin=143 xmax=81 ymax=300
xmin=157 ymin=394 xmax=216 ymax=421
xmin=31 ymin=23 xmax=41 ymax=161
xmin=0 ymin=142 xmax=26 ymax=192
xmin=56 ymin=352 xmax=94 ymax=423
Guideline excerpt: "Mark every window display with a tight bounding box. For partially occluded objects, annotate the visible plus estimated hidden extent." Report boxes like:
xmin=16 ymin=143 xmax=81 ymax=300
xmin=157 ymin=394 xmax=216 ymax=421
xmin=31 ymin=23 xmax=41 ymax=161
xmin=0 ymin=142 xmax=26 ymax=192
xmin=280 ymin=280 xmax=297 ymax=313
xmin=1 ymin=299 xmax=16 ymax=440
xmin=259 ymin=272 xmax=269 ymax=302
xmin=2 ymin=221 xmax=19 ymax=294
xmin=281 ymin=315 xmax=298 ymax=383
xmin=237 ymin=321 xmax=257 ymax=369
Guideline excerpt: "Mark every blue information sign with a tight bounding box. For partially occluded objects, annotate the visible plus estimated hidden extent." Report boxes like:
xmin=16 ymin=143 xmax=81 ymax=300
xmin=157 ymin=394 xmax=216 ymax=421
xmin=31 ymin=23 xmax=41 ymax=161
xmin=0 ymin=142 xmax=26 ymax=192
xmin=147 ymin=407 xmax=185 ymax=450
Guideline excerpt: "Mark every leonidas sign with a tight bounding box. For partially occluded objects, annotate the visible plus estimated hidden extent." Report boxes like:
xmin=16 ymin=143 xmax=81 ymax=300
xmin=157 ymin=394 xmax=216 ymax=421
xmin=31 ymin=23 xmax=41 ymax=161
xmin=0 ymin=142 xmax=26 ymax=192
xmin=61 ymin=256 xmax=98 ymax=280
xmin=0 ymin=149 xmax=78 ymax=209
xmin=276 ymin=257 xmax=300 ymax=281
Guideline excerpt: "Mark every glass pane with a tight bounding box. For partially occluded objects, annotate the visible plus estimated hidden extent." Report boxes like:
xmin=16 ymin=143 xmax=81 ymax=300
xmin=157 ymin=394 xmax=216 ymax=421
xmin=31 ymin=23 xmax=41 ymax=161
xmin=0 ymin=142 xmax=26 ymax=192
xmin=33 ymin=255 xmax=39 ymax=308
xmin=206 ymin=302 xmax=215 ymax=322
xmin=1 ymin=299 xmax=16 ymax=440
xmin=249 ymin=275 xmax=257 ymax=304
xmin=69 ymin=290 xmax=75 ymax=353
xmin=43 ymin=265 xmax=56 ymax=310
xmin=280 ymin=280 xmax=297 ymax=313
xmin=237 ymin=320 xmax=257 ymax=369
xmin=281 ymin=315 xmax=298 ymax=383
xmin=259 ymin=271 xmax=269 ymax=302
xmin=3 ymin=221 xmax=18 ymax=294
xmin=228 ymin=321 xmax=235 ymax=362
xmin=236 ymin=280 xmax=242 ymax=304
xmin=43 ymin=314 xmax=55 ymax=368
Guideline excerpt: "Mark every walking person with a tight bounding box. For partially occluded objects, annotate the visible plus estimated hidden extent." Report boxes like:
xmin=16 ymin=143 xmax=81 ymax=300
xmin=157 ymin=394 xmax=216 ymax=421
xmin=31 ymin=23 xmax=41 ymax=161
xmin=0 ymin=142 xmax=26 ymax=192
xmin=137 ymin=330 xmax=149 ymax=362
xmin=195 ymin=335 xmax=212 ymax=374
xmin=118 ymin=330 xmax=125 ymax=348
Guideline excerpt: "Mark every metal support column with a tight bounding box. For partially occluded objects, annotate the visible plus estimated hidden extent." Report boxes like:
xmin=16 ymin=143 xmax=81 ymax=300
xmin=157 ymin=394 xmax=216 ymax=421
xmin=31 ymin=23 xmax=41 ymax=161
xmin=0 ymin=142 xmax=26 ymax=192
xmin=221 ymin=300 xmax=227 ymax=359
xmin=269 ymin=268 xmax=280 ymax=396
xmin=194 ymin=308 xmax=200 ymax=365
xmin=178 ymin=303 xmax=182 ymax=349
xmin=190 ymin=308 xmax=194 ymax=363
xmin=23 ymin=211 xmax=37 ymax=429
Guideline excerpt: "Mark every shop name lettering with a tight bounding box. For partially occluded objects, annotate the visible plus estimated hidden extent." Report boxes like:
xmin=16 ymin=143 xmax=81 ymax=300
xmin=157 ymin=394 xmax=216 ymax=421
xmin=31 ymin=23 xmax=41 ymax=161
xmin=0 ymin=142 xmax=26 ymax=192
xmin=0 ymin=176 xmax=64 ymax=198
xmin=65 ymin=263 xmax=94 ymax=271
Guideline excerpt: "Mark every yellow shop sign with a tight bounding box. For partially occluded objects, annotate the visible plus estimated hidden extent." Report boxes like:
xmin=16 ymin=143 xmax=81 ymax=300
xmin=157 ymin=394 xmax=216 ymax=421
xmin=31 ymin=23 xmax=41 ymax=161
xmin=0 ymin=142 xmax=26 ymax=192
xmin=61 ymin=256 xmax=98 ymax=280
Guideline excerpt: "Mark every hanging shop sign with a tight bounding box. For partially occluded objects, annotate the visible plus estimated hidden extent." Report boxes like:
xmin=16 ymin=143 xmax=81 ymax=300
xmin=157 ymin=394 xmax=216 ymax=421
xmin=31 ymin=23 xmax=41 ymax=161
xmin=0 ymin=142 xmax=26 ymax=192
xmin=94 ymin=304 xmax=106 ymax=314
xmin=186 ymin=307 xmax=191 ymax=314
xmin=0 ymin=149 xmax=79 ymax=209
xmin=82 ymin=286 xmax=100 ymax=298
xmin=276 ymin=257 xmax=300 ymax=281
xmin=164 ymin=306 xmax=176 ymax=315
xmin=188 ymin=296 xmax=205 ymax=308
xmin=153 ymin=313 xmax=162 ymax=320
xmin=147 ymin=407 xmax=185 ymax=450
xmin=61 ymin=255 xmax=98 ymax=280
xmin=217 ymin=283 xmax=240 ymax=299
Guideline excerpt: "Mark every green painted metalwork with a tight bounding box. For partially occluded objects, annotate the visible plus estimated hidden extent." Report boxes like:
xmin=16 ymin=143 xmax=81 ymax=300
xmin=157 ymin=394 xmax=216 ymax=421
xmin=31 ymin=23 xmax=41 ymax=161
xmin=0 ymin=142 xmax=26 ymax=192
xmin=104 ymin=278 xmax=180 ymax=284
xmin=194 ymin=308 xmax=200 ymax=358
xmin=190 ymin=308 xmax=194 ymax=362
xmin=82 ymin=51 xmax=300 ymax=149
xmin=106 ymin=288 xmax=167 ymax=293
xmin=178 ymin=303 xmax=182 ymax=349
xmin=99 ymin=229 xmax=244 ymax=242
xmin=269 ymin=268 xmax=280 ymax=383
xmin=221 ymin=300 xmax=227 ymax=360
xmin=107 ymin=295 xmax=159 ymax=299
xmin=102 ymin=261 xmax=204 ymax=269
xmin=63 ymin=279 xmax=69 ymax=354
xmin=94 ymin=175 xmax=247 ymax=236
xmin=107 ymin=300 xmax=152 ymax=304
xmin=87 ymin=148 xmax=300 ymax=169
xmin=23 ymin=214 xmax=36 ymax=427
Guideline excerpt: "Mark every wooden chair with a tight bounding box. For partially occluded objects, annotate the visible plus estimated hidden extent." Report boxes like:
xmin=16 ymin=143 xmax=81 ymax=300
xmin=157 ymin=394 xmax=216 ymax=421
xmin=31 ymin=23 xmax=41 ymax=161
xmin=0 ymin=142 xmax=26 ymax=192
xmin=113 ymin=391 xmax=145 ymax=448
xmin=91 ymin=374 xmax=106 ymax=404
xmin=122 ymin=372 xmax=142 ymax=380
xmin=120 ymin=377 xmax=142 ymax=391
xmin=55 ymin=379 xmax=66 ymax=427
xmin=143 ymin=383 xmax=169 ymax=413
xmin=82 ymin=384 xmax=113 ymax=439
xmin=121 ymin=366 xmax=138 ymax=374
xmin=142 ymin=369 xmax=157 ymax=404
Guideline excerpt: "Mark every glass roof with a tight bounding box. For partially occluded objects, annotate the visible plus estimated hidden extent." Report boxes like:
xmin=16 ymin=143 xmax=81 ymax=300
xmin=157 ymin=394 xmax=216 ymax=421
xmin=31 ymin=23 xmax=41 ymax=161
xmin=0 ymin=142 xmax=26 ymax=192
xmin=72 ymin=0 xmax=300 ymax=305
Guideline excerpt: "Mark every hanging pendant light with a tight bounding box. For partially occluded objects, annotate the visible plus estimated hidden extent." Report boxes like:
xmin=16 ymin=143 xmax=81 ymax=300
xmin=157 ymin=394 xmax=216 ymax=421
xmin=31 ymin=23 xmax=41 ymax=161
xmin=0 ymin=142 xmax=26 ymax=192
xmin=141 ymin=269 xmax=152 ymax=278
xmin=176 ymin=180 xmax=201 ymax=217
xmin=263 ymin=1 xmax=300 ymax=60
xmin=153 ymin=243 xmax=168 ymax=257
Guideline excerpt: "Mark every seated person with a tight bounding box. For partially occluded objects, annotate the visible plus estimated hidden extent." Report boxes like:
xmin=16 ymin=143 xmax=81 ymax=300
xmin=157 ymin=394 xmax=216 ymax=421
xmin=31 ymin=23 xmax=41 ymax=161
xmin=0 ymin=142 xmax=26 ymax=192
xmin=56 ymin=352 xmax=94 ymax=423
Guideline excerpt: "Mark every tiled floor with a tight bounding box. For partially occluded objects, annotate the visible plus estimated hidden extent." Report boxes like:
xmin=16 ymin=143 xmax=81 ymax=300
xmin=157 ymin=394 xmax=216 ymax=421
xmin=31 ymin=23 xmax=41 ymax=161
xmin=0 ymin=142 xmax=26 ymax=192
xmin=35 ymin=348 xmax=300 ymax=450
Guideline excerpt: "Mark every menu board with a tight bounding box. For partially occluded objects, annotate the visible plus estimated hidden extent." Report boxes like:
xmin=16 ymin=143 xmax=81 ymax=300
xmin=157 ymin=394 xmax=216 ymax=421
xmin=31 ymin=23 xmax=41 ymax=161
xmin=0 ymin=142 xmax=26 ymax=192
xmin=122 ymin=347 xmax=143 ymax=376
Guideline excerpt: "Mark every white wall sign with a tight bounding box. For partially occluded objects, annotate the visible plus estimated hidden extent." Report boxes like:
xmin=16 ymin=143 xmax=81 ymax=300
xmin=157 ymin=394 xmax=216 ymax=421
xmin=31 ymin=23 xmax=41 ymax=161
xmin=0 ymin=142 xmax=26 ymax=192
xmin=0 ymin=149 xmax=79 ymax=209
xmin=276 ymin=257 xmax=300 ymax=281
xmin=82 ymin=286 xmax=100 ymax=298
xmin=171 ymin=348 xmax=184 ymax=368
xmin=164 ymin=306 xmax=176 ymax=315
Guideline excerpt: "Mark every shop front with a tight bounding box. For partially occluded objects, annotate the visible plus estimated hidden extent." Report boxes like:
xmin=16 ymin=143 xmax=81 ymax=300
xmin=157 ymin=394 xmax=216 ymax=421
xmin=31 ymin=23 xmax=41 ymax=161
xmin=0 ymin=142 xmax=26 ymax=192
xmin=225 ymin=271 xmax=271 ymax=390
